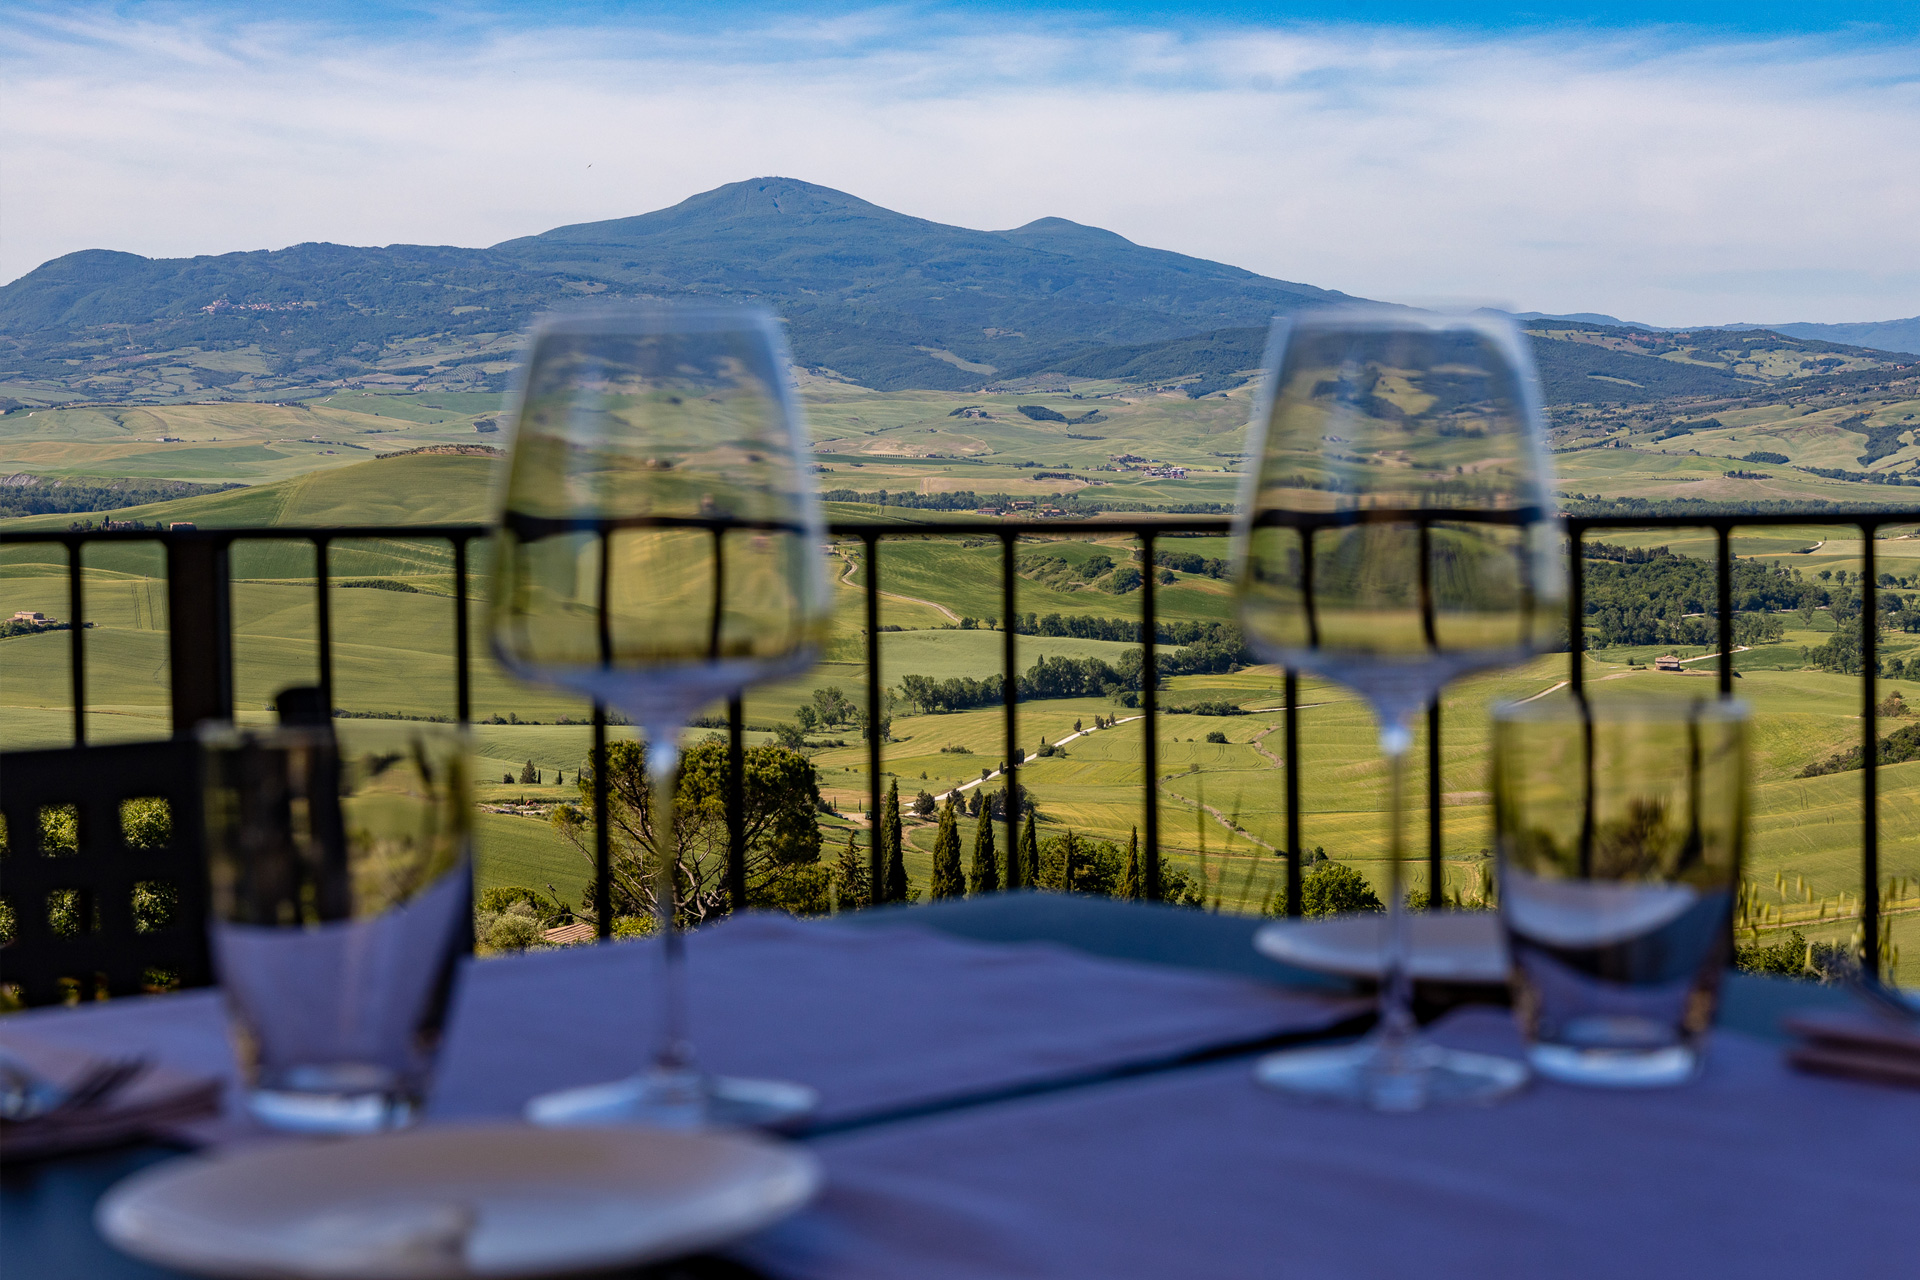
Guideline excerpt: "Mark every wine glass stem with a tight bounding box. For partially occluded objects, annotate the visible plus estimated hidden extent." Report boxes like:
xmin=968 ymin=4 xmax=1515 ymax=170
xmin=1378 ymin=719 xmax=1416 ymax=1048
xmin=646 ymin=737 xmax=694 ymax=1078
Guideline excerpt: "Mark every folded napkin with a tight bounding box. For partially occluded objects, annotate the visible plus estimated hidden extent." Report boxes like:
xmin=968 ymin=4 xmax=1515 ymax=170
xmin=1784 ymin=1010 xmax=1920 ymax=1090
xmin=0 ymin=1039 xmax=222 ymax=1162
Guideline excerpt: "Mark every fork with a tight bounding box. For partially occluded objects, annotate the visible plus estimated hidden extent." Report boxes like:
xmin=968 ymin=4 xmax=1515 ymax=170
xmin=0 ymin=1053 xmax=150 ymax=1122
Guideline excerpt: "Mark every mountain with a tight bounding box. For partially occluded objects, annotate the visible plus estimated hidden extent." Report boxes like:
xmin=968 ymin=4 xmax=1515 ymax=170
xmin=0 ymin=177 xmax=1360 ymax=402
xmin=1743 ymin=318 xmax=1920 ymax=356
xmin=1511 ymin=311 xmax=1662 ymax=331
xmin=1511 ymin=311 xmax=1920 ymax=357
xmin=1001 ymin=315 xmax=1912 ymax=408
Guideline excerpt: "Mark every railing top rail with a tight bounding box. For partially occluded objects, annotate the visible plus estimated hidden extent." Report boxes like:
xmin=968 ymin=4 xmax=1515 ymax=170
xmin=10 ymin=509 xmax=1920 ymax=549
xmin=0 ymin=523 xmax=492 ymax=545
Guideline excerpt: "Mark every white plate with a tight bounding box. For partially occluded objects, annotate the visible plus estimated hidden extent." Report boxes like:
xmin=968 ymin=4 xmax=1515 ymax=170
xmin=97 ymin=1122 xmax=820 ymax=1279
xmin=1254 ymin=912 xmax=1509 ymax=984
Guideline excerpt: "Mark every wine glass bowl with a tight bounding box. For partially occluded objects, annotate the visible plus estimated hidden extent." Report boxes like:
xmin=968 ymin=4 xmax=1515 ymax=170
xmin=1233 ymin=307 xmax=1565 ymax=1110
xmin=489 ymin=306 xmax=830 ymax=733
xmin=1236 ymin=311 xmax=1562 ymax=722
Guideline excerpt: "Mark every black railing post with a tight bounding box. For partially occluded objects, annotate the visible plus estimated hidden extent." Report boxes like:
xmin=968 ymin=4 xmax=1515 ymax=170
xmin=314 ymin=537 xmax=334 ymax=715
xmin=1567 ymin=520 xmax=1585 ymax=695
xmin=166 ymin=536 xmax=232 ymax=734
xmin=1002 ymin=531 xmax=1021 ymax=889
xmin=727 ymin=694 xmax=747 ymax=912
xmin=1861 ymin=520 xmax=1880 ymax=977
xmin=66 ymin=540 xmax=86 ymax=746
xmin=863 ymin=533 xmax=886 ymax=900
xmin=1140 ymin=530 xmax=1160 ymax=901
xmin=1427 ymin=697 xmax=1443 ymax=907
xmin=1716 ymin=525 xmax=1734 ymax=697
xmin=453 ymin=535 xmax=472 ymax=724
xmin=1284 ymin=668 xmax=1302 ymax=918
xmin=592 ymin=702 xmax=612 ymax=940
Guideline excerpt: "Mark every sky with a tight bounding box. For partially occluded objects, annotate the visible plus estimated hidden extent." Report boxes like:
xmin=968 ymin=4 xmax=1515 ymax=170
xmin=5 ymin=1 xmax=1917 ymax=326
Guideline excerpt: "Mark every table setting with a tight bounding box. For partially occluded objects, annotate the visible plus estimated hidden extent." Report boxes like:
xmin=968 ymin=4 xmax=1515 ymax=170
xmin=4 ymin=302 xmax=1918 ymax=1280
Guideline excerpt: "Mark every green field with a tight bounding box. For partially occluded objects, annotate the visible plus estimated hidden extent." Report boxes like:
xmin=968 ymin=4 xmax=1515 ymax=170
xmin=8 ymin=379 xmax=1920 ymax=985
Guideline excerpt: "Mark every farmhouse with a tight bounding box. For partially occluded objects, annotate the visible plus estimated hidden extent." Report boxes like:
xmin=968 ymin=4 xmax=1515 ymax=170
xmin=1655 ymin=654 xmax=1685 ymax=672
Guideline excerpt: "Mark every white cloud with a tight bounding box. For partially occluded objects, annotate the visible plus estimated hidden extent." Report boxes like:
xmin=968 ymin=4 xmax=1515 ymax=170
xmin=4 ymin=6 xmax=1917 ymax=324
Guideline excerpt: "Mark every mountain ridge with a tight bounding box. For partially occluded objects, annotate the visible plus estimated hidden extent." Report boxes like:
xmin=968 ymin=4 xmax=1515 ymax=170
xmin=1514 ymin=310 xmax=1920 ymax=356
xmin=3 ymin=177 xmax=1913 ymax=410
xmin=0 ymin=177 xmax=1359 ymax=402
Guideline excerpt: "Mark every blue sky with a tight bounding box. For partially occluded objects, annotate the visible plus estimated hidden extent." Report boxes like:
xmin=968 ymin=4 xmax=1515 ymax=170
xmin=6 ymin=2 xmax=1917 ymax=323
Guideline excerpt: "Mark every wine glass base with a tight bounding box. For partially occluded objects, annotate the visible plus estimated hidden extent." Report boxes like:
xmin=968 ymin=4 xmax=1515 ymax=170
xmin=1254 ymin=1035 xmax=1528 ymax=1112
xmin=525 ymin=1070 xmax=819 ymax=1132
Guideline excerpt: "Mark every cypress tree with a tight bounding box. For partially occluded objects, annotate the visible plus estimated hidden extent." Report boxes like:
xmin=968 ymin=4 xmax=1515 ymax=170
xmin=1121 ymin=826 xmax=1142 ymax=901
xmin=969 ymin=804 xmax=1000 ymax=895
xmin=883 ymin=779 xmax=908 ymax=904
xmin=1019 ymin=807 xmax=1039 ymax=889
xmin=835 ymin=831 xmax=869 ymax=911
xmin=930 ymin=796 xmax=965 ymax=899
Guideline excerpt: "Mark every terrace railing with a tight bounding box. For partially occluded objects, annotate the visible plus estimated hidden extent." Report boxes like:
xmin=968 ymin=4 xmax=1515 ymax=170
xmin=2 ymin=510 xmax=1908 ymax=979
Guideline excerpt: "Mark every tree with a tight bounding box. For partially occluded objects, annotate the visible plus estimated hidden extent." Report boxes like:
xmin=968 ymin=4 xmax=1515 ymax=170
xmin=930 ymin=796 xmax=965 ymax=899
xmin=1019 ymin=807 xmax=1039 ymax=889
xmin=795 ymin=704 xmax=819 ymax=732
xmin=882 ymin=779 xmax=908 ymax=904
xmin=812 ymin=686 xmax=856 ymax=726
xmin=774 ymin=722 xmax=808 ymax=750
xmin=913 ymin=789 xmax=937 ymax=817
xmin=503 ymin=772 xmax=513 ymax=784
xmin=834 ymin=832 xmax=869 ymax=911
xmin=550 ymin=739 xmax=824 ymax=926
xmin=477 ymin=900 xmax=546 ymax=953
xmin=519 ymin=758 xmax=538 ymax=784
xmin=1301 ymin=862 xmax=1384 ymax=918
xmin=969 ymin=805 xmax=1000 ymax=894
xmin=1120 ymin=827 xmax=1142 ymax=901
xmin=1037 ymin=831 xmax=1124 ymax=896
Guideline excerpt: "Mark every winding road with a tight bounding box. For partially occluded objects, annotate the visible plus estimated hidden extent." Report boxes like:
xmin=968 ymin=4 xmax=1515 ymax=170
xmin=835 ymin=550 xmax=962 ymax=623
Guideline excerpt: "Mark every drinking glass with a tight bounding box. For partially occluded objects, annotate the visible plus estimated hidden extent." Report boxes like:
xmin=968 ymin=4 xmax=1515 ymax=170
xmin=1492 ymin=694 xmax=1744 ymax=1086
xmin=488 ymin=304 xmax=830 ymax=1128
xmin=1232 ymin=307 xmax=1564 ymax=1110
xmin=203 ymin=716 xmax=472 ymax=1133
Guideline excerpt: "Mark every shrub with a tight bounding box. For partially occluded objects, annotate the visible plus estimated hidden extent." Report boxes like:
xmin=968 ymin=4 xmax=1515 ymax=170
xmin=1205 ymin=730 xmax=1228 ymax=744
xmin=1301 ymin=862 xmax=1384 ymax=918
xmin=1734 ymin=929 xmax=1850 ymax=982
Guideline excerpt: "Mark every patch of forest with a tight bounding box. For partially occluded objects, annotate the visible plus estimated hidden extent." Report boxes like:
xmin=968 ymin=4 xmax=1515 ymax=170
xmin=0 ymin=475 xmax=243 ymax=519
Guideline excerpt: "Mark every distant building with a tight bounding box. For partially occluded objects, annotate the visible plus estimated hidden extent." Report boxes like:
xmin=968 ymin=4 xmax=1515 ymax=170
xmin=975 ymin=507 xmax=1003 ymax=517
xmin=169 ymin=522 xmax=197 ymax=532
xmin=13 ymin=611 xmax=46 ymax=622
xmin=1655 ymin=654 xmax=1684 ymax=672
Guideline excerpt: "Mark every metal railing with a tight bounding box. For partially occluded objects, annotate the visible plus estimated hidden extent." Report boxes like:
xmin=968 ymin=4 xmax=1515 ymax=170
xmin=3 ymin=509 xmax=1909 ymax=975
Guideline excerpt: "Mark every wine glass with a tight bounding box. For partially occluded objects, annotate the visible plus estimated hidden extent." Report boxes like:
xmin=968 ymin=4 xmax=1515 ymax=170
xmin=1232 ymin=307 xmax=1565 ymax=1110
xmin=487 ymin=303 xmax=831 ymax=1127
